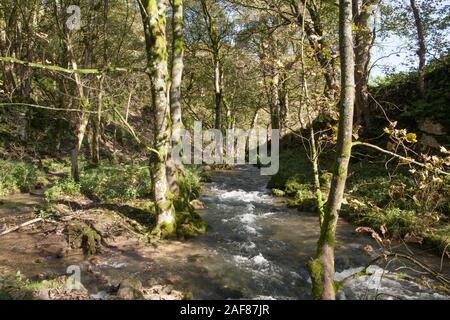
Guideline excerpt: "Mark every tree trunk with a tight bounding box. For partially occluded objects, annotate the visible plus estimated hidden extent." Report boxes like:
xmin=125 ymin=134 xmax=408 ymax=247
xmin=67 ymin=33 xmax=90 ymax=182
xmin=268 ymin=71 xmax=280 ymax=130
xmin=167 ymin=0 xmax=185 ymax=194
xmin=260 ymin=39 xmax=281 ymax=131
xmin=213 ymin=54 xmax=223 ymax=130
xmin=279 ymin=72 xmax=289 ymax=136
xmin=292 ymin=2 xmax=339 ymax=98
xmin=309 ymin=0 xmax=356 ymax=300
xmin=410 ymin=0 xmax=426 ymax=96
xmin=170 ymin=0 xmax=184 ymax=136
xmin=251 ymin=108 xmax=260 ymax=128
xmin=91 ymin=76 xmax=103 ymax=167
xmin=140 ymin=0 xmax=176 ymax=235
xmin=353 ymin=0 xmax=378 ymax=127
xmin=200 ymin=0 xmax=223 ymax=130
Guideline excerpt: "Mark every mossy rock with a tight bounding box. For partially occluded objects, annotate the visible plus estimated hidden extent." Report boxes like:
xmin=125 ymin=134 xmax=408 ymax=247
xmin=67 ymin=221 xmax=102 ymax=255
xmin=284 ymin=177 xmax=304 ymax=195
xmin=287 ymin=186 xmax=316 ymax=210
xmin=175 ymin=210 xmax=207 ymax=239
xmin=272 ymin=188 xmax=285 ymax=197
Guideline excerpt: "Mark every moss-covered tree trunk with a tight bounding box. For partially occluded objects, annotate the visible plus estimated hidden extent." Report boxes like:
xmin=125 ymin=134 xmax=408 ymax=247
xmin=269 ymin=72 xmax=280 ymax=131
xmin=309 ymin=0 xmax=355 ymax=300
xmin=309 ymin=124 xmax=325 ymax=226
xmin=140 ymin=0 xmax=176 ymax=235
xmin=353 ymin=0 xmax=378 ymax=127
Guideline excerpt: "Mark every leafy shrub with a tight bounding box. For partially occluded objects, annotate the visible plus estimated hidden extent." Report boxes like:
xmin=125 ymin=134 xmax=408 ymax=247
xmin=41 ymin=158 xmax=71 ymax=174
xmin=80 ymin=165 xmax=152 ymax=201
xmin=173 ymin=167 xmax=206 ymax=238
xmin=284 ymin=176 xmax=304 ymax=195
xmin=177 ymin=167 xmax=201 ymax=203
xmin=287 ymin=185 xmax=317 ymax=212
xmin=44 ymin=178 xmax=81 ymax=202
xmin=0 ymin=160 xmax=48 ymax=196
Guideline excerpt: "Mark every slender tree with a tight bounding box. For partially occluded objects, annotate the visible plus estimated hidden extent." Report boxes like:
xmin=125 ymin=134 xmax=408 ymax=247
xmin=200 ymin=0 xmax=225 ymax=130
xmin=353 ymin=0 xmax=379 ymax=127
xmin=170 ymin=0 xmax=185 ymax=137
xmin=410 ymin=0 xmax=426 ymax=96
xmin=167 ymin=0 xmax=185 ymax=194
xmin=308 ymin=0 xmax=356 ymax=300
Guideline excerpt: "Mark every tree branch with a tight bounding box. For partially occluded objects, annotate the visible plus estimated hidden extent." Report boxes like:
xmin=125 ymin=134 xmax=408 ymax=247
xmin=0 ymin=57 xmax=146 ymax=75
xmin=353 ymin=141 xmax=450 ymax=176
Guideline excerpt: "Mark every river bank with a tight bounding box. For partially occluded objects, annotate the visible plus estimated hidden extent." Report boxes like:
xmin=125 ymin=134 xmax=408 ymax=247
xmin=0 ymin=165 xmax=448 ymax=300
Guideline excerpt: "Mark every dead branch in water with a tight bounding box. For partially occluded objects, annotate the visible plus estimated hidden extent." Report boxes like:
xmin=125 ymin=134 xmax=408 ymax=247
xmin=0 ymin=218 xmax=43 ymax=236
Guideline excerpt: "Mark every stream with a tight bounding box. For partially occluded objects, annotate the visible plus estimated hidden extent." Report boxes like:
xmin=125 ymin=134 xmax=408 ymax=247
xmin=0 ymin=165 xmax=448 ymax=300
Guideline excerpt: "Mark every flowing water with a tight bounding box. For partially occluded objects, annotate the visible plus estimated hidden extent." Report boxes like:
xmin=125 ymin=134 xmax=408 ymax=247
xmin=0 ymin=166 xmax=448 ymax=300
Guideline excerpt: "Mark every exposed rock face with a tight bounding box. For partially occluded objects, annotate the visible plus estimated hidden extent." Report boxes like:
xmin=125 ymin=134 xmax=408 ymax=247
xmin=419 ymin=118 xmax=446 ymax=136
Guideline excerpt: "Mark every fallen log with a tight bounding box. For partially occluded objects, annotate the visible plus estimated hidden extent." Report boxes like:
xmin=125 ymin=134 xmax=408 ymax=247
xmin=0 ymin=218 xmax=43 ymax=236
